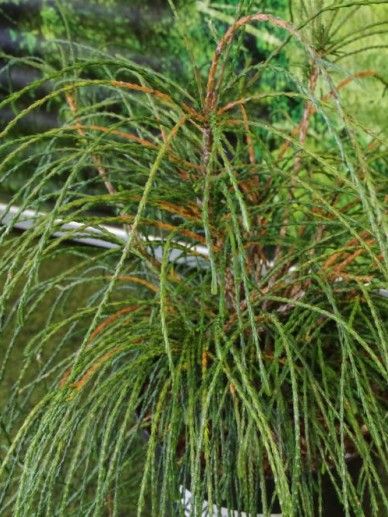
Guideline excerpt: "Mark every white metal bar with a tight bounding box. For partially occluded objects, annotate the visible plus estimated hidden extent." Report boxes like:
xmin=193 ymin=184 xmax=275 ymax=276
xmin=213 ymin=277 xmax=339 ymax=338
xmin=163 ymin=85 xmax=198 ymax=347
xmin=1 ymin=202 xmax=386 ymax=299
xmin=0 ymin=202 xmax=209 ymax=265
xmin=180 ymin=486 xmax=281 ymax=517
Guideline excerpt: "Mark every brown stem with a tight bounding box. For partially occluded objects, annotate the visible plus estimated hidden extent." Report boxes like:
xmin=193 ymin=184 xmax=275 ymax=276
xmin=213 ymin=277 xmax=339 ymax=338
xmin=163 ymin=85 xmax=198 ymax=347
xmin=278 ymin=69 xmax=379 ymax=160
xmin=240 ymin=104 xmax=255 ymax=166
xmin=293 ymin=64 xmax=319 ymax=174
xmin=323 ymin=231 xmax=371 ymax=270
xmin=110 ymin=80 xmax=204 ymax=122
xmin=65 ymin=93 xmax=115 ymax=194
xmin=205 ymin=14 xmax=308 ymax=113
xmin=111 ymin=276 xmax=159 ymax=293
xmin=67 ymin=123 xmax=201 ymax=174
xmin=332 ymin=238 xmax=375 ymax=277
xmin=59 ymin=306 xmax=139 ymax=387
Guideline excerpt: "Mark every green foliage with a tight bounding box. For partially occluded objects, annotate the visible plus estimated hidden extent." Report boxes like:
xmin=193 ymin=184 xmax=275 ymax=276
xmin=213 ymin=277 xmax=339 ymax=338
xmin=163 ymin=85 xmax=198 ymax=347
xmin=0 ymin=1 xmax=387 ymax=515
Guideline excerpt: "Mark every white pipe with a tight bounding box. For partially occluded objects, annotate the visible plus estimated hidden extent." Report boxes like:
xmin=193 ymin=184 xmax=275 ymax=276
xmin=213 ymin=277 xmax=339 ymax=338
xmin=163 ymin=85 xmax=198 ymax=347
xmin=180 ymin=486 xmax=281 ymax=517
xmin=1 ymin=202 xmax=386 ymax=298
xmin=0 ymin=202 xmax=209 ymax=265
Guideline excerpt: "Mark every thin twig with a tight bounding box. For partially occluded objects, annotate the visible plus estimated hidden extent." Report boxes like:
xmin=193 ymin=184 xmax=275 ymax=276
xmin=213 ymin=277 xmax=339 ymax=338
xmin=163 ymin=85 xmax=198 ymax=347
xmin=65 ymin=93 xmax=115 ymax=194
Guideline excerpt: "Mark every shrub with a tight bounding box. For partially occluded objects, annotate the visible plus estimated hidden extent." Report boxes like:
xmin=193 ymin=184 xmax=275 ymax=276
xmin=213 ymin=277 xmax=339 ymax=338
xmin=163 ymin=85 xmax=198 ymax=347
xmin=0 ymin=2 xmax=387 ymax=515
